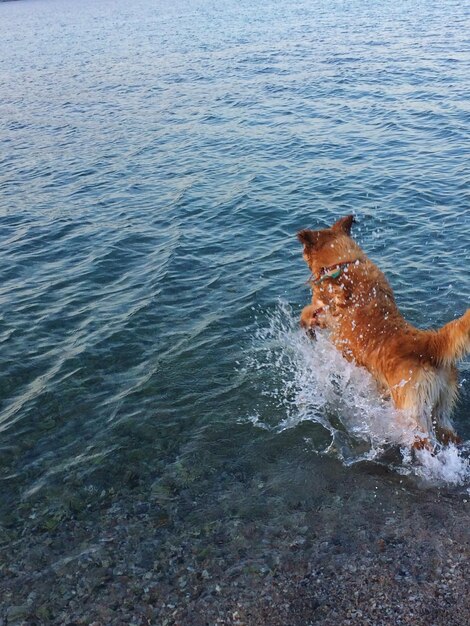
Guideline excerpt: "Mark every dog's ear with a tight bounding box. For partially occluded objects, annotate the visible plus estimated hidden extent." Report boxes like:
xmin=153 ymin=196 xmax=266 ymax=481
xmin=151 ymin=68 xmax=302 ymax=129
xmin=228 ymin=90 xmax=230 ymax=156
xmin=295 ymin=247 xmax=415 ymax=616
xmin=332 ymin=215 xmax=355 ymax=235
xmin=297 ymin=229 xmax=320 ymax=246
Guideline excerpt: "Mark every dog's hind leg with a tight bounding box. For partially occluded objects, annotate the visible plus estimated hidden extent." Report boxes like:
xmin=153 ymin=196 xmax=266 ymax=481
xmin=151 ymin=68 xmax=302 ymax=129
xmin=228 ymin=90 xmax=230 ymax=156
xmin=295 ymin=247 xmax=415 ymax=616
xmin=391 ymin=367 xmax=461 ymax=448
xmin=432 ymin=366 xmax=461 ymax=445
xmin=389 ymin=380 xmax=434 ymax=449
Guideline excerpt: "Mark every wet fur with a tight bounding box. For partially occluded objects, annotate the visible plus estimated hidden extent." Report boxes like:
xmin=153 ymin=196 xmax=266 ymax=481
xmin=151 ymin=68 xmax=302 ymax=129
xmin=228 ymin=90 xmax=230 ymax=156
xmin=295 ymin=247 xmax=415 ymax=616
xmin=298 ymin=215 xmax=470 ymax=448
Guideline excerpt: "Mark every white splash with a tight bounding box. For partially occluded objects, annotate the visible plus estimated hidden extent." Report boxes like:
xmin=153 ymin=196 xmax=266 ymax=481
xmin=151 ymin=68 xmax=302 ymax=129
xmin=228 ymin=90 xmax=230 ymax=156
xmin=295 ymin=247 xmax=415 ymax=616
xmin=246 ymin=301 xmax=470 ymax=489
xmin=405 ymin=443 xmax=470 ymax=487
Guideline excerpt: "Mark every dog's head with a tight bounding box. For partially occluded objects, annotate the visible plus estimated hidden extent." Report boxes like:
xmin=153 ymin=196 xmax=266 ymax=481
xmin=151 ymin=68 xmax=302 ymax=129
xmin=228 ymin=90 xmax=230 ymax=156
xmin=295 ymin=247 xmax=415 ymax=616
xmin=297 ymin=215 xmax=358 ymax=274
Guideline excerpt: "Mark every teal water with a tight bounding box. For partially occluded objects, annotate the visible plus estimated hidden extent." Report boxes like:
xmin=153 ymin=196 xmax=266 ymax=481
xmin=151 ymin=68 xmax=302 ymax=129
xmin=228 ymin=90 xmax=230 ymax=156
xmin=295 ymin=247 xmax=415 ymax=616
xmin=0 ymin=0 xmax=470 ymax=537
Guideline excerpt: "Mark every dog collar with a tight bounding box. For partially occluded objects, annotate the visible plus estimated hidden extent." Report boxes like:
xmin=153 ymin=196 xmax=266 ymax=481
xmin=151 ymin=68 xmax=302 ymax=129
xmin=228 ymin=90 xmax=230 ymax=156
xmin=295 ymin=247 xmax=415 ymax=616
xmin=309 ymin=260 xmax=359 ymax=286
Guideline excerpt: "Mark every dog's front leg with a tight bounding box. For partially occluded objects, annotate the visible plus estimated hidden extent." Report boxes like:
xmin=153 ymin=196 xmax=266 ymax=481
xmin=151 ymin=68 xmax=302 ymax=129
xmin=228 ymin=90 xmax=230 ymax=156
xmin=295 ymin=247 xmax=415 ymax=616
xmin=300 ymin=300 xmax=327 ymax=338
xmin=300 ymin=304 xmax=319 ymax=329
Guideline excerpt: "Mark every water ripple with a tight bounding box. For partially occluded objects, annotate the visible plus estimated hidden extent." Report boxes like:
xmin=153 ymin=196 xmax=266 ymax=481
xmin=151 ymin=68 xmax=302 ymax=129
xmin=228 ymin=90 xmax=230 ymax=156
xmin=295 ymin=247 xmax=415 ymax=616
xmin=0 ymin=0 xmax=469 ymax=526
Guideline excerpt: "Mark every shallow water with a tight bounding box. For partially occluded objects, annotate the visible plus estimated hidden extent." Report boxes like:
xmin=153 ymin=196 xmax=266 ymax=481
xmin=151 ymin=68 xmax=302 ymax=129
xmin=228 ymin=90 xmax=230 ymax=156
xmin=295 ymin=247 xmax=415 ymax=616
xmin=0 ymin=0 xmax=469 ymax=540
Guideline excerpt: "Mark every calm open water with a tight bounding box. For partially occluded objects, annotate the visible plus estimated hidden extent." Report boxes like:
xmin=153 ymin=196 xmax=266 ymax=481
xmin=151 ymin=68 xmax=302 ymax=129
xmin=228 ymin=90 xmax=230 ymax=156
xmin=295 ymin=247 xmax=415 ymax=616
xmin=1 ymin=0 xmax=470 ymax=537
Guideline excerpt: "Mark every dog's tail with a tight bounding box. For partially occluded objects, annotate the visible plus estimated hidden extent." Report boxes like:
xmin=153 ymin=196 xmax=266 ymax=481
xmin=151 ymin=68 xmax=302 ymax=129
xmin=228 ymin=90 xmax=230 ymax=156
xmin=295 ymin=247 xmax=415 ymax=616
xmin=430 ymin=309 xmax=470 ymax=366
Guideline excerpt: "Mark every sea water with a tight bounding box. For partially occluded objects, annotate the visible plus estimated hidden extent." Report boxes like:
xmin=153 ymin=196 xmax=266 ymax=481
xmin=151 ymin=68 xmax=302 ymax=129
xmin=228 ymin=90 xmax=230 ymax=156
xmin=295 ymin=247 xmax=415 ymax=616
xmin=0 ymin=0 xmax=469 ymax=536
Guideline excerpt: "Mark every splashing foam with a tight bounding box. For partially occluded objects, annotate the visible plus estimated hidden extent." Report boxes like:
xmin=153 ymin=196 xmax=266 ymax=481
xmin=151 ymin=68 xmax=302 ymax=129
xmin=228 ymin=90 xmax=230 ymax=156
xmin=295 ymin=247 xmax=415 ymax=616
xmin=247 ymin=302 xmax=470 ymax=489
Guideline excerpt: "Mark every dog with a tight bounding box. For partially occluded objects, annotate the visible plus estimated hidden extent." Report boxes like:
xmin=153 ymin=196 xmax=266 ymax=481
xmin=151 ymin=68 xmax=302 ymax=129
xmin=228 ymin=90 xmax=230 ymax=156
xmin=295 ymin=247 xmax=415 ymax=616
xmin=298 ymin=215 xmax=470 ymax=449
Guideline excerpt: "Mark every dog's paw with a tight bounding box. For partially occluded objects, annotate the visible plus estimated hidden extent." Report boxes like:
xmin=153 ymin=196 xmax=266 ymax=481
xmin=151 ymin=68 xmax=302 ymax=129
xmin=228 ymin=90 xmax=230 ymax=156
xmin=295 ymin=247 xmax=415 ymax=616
xmin=435 ymin=427 xmax=462 ymax=446
xmin=300 ymin=304 xmax=326 ymax=334
xmin=306 ymin=327 xmax=316 ymax=340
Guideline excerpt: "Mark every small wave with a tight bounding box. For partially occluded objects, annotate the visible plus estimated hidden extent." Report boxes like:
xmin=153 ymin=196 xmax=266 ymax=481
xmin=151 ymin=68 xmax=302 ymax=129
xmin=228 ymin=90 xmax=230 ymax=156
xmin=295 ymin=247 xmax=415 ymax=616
xmin=245 ymin=301 xmax=470 ymax=490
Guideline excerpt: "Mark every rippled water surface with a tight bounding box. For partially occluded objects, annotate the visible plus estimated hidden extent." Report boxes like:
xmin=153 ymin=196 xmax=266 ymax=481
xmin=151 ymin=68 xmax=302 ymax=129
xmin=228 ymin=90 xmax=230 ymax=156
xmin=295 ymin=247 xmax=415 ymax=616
xmin=1 ymin=0 xmax=470 ymax=535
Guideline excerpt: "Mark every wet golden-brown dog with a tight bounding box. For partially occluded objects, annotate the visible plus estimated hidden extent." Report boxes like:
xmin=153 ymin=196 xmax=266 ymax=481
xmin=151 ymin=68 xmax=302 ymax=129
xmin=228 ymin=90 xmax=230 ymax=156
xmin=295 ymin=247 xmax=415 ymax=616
xmin=298 ymin=215 xmax=470 ymax=448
